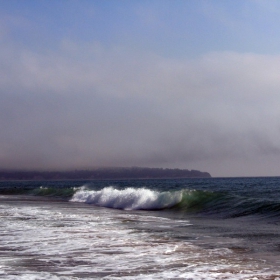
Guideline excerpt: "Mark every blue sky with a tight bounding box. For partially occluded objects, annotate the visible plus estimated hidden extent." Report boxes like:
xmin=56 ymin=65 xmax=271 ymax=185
xmin=2 ymin=0 xmax=280 ymax=56
xmin=1 ymin=0 xmax=280 ymax=176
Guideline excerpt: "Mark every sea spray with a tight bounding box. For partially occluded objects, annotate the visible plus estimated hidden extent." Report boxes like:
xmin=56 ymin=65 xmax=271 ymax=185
xmin=70 ymin=186 xmax=183 ymax=210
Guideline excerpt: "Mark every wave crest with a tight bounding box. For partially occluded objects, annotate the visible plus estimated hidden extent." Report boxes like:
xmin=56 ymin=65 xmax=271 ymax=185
xmin=70 ymin=187 xmax=183 ymax=210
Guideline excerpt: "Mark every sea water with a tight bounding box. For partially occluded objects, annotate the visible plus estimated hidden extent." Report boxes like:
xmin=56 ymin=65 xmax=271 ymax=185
xmin=0 ymin=177 xmax=280 ymax=279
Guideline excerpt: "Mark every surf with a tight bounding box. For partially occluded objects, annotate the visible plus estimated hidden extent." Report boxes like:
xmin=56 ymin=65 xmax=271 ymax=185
xmin=70 ymin=186 xmax=183 ymax=210
xmin=70 ymin=186 xmax=231 ymax=213
xmin=2 ymin=178 xmax=280 ymax=220
xmin=70 ymin=186 xmax=280 ymax=219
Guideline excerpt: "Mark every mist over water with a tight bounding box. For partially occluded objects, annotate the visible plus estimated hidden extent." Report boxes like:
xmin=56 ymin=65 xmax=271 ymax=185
xmin=1 ymin=46 xmax=280 ymax=176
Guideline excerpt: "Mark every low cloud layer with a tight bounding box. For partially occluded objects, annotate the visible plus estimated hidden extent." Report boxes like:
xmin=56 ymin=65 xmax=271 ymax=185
xmin=1 ymin=42 xmax=280 ymax=176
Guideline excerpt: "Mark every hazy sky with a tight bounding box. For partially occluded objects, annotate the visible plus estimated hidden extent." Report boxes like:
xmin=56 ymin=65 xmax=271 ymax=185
xmin=1 ymin=0 xmax=280 ymax=177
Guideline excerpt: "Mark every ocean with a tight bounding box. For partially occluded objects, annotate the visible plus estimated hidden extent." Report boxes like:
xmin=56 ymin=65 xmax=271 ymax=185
xmin=0 ymin=177 xmax=280 ymax=279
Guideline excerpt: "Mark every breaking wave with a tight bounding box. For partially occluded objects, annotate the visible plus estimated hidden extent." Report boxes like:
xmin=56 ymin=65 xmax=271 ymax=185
xmin=70 ymin=187 xmax=183 ymax=210
xmin=70 ymin=186 xmax=280 ymax=219
xmin=70 ymin=186 xmax=229 ymax=212
xmin=1 ymin=182 xmax=280 ymax=219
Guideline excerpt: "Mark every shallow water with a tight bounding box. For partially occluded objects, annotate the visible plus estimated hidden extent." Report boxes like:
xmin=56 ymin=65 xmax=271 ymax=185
xmin=0 ymin=178 xmax=280 ymax=279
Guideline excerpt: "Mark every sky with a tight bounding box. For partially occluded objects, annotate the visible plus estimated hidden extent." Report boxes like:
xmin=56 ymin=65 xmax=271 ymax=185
xmin=1 ymin=0 xmax=280 ymax=177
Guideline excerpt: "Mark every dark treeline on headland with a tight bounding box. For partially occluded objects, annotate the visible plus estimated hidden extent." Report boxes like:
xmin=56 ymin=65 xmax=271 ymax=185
xmin=0 ymin=167 xmax=211 ymax=180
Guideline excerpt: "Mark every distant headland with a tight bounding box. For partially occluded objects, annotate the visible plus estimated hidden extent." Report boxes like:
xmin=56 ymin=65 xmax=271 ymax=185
xmin=0 ymin=167 xmax=211 ymax=180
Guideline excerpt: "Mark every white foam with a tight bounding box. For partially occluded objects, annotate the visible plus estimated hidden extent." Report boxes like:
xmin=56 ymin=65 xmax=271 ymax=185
xmin=0 ymin=197 xmax=278 ymax=279
xmin=71 ymin=186 xmax=183 ymax=210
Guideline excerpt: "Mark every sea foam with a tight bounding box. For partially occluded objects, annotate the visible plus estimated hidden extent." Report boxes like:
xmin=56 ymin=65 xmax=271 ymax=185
xmin=70 ymin=186 xmax=182 ymax=210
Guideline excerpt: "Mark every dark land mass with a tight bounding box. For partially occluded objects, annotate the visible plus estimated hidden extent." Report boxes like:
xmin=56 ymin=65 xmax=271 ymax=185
xmin=0 ymin=167 xmax=211 ymax=180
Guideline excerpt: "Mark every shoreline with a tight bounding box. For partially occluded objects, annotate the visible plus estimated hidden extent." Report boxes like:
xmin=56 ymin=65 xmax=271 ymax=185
xmin=1 ymin=192 xmax=280 ymax=279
